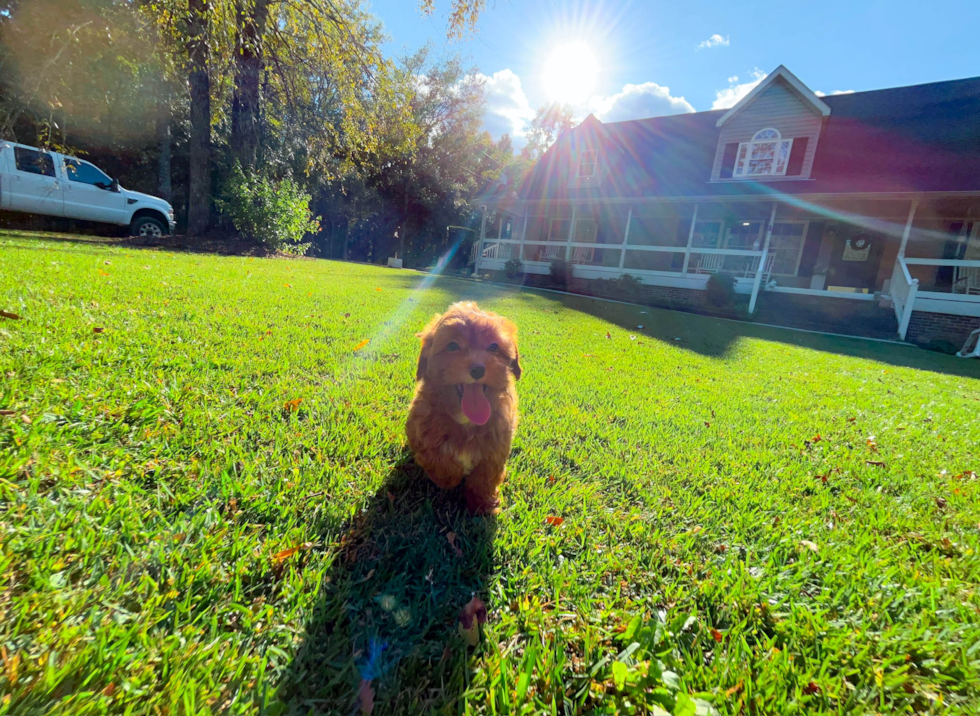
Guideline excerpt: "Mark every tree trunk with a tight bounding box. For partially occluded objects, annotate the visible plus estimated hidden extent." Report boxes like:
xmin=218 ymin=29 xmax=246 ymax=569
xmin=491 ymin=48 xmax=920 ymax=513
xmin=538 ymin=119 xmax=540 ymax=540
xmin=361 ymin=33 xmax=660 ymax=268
xmin=230 ymin=0 xmax=269 ymax=169
xmin=186 ymin=0 xmax=211 ymax=236
xmin=156 ymin=98 xmax=172 ymax=202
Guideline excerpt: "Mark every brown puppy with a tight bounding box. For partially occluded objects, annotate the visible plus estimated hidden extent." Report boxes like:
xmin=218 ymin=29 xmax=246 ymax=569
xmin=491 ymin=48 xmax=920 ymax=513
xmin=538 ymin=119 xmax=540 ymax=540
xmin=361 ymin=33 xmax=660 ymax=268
xmin=406 ymin=301 xmax=521 ymax=514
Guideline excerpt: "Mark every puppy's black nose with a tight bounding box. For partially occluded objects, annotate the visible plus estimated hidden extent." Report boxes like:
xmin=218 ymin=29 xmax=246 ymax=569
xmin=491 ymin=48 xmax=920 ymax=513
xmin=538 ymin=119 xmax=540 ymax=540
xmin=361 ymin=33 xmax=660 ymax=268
xmin=469 ymin=365 xmax=485 ymax=380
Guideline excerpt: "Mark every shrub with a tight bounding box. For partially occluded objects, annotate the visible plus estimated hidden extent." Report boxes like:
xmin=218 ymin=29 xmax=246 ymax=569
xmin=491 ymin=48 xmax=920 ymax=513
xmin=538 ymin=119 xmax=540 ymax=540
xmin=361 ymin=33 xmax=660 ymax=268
xmin=217 ymin=164 xmax=320 ymax=254
xmin=609 ymin=273 xmax=643 ymax=301
xmin=705 ymin=272 xmax=737 ymax=307
xmin=549 ymin=257 xmax=572 ymax=289
xmin=504 ymin=258 xmax=524 ymax=279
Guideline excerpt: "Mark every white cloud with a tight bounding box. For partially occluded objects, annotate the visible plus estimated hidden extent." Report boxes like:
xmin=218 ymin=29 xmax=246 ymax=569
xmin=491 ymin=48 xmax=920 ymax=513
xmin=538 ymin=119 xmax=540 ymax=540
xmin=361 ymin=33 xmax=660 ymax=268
xmin=697 ymin=34 xmax=730 ymax=50
xmin=815 ymin=89 xmax=856 ymax=97
xmin=475 ymin=69 xmax=535 ymax=142
xmin=711 ymin=68 xmax=767 ymax=110
xmin=588 ymin=82 xmax=695 ymax=122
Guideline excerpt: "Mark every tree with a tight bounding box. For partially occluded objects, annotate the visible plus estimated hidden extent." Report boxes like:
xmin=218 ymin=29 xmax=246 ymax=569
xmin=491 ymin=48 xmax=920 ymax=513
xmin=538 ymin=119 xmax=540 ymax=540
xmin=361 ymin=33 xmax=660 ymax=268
xmin=521 ymin=103 xmax=574 ymax=161
xmin=185 ymin=0 xmax=211 ymax=235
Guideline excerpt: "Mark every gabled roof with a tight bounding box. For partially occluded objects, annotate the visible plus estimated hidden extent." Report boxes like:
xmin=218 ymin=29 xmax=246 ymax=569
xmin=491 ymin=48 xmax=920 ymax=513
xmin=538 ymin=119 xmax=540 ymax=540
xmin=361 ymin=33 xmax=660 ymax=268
xmin=715 ymin=65 xmax=831 ymax=127
xmin=519 ymin=74 xmax=980 ymax=201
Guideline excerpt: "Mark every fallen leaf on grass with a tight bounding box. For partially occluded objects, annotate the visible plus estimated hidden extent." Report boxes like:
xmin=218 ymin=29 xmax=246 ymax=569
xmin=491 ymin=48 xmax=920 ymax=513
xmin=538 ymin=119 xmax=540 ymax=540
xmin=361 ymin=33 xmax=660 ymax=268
xmin=725 ymin=681 xmax=744 ymax=698
xmin=704 ymin=421 xmax=711 ymax=428
xmin=93 ymin=327 xmax=104 ymax=334
xmin=353 ymin=339 xmax=370 ymax=351
xmin=20 ymin=414 xmax=31 ymax=425
xmin=458 ymin=595 xmax=487 ymax=647
xmin=357 ymin=679 xmax=374 ymax=714
xmin=582 ymin=353 xmax=595 ymax=357
xmin=803 ymin=682 xmax=821 ymax=695
xmin=98 ymin=270 xmax=110 ymax=277
xmin=375 ymin=287 xmax=382 ymax=292
xmin=866 ymin=460 xmax=886 ymax=468
xmin=847 ymin=416 xmax=856 ymax=423
xmin=0 ymin=410 xmax=15 ymax=416
xmin=446 ymin=531 xmax=463 ymax=557
xmin=935 ymin=497 xmax=947 ymax=509
xmin=272 ymin=542 xmax=313 ymax=565
xmin=954 ymin=471 xmax=977 ymax=480
xmin=284 ymin=283 xmax=292 ymax=288
xmin=344 ymin=312 xmax=351 ymax=318
xmin=605 ymin=332 xmax=611 ymax=339
xmin=866 ymin=436 xmax=878 ymax=452
xmin=799 ymin=540 xmax=819 ymax=553
xmin=545 ymin=516 xmax=564 ymax=527
xmin=0 ymin=310 xmax=21 ymax=320
xmin=710 ymin=628 xmax=723 ymax=643
xmin=811 ymin=434 xmax=823 ymax=443
xmin=284 ymin=398 xmax=303 ymax=412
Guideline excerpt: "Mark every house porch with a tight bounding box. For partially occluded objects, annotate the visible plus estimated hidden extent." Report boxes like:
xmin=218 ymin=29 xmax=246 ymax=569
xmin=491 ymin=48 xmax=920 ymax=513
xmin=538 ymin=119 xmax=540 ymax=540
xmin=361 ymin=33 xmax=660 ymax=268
xmin=476 ymin=195 xmax=980 ymax=348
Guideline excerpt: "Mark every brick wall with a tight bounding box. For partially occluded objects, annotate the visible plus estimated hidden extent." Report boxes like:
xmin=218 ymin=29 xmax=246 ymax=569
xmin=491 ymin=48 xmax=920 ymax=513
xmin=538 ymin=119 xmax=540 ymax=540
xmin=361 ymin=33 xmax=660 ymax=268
xmin=906 ymin=311 xmax=980 ymax=349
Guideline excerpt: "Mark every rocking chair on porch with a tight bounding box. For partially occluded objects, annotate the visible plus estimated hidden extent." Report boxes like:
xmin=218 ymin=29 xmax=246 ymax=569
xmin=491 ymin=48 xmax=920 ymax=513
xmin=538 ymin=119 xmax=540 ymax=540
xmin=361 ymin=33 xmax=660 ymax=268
xmin=958 ymin=329 xmax=980 ymax=358
xmin=953 ymin=267 xmax=980 ymax=295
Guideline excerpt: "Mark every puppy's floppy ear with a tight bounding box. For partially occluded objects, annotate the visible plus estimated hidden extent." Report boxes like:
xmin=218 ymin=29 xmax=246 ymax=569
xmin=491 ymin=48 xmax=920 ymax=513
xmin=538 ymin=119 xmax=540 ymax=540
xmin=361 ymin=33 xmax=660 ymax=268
xmin=510 ymin=348 xmax=522 ymax=380
xmin=415 ymin=313 xmax=441 ymax=381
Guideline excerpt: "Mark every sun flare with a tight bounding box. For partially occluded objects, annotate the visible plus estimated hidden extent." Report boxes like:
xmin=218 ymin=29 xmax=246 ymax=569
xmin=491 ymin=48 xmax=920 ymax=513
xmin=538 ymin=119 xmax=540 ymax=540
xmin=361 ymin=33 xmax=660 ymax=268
xmin=543 ymin=42 xmax=598 ymax=105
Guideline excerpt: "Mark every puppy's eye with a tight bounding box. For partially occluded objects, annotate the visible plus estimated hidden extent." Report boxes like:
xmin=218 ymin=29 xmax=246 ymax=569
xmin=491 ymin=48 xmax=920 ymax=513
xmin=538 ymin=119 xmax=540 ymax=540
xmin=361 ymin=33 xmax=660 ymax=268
xmin=446 ymin=341 xmax=460 ymax=352
xmin=488 ymin=343 xmax=499 ymax=353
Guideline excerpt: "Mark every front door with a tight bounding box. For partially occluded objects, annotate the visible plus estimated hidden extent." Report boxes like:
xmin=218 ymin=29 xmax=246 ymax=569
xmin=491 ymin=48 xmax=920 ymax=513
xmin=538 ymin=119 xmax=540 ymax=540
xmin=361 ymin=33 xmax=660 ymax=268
xmin=827 ymin=230 xmax=884 ymax=291
xmin=8 ymin=146 xmax=64 ymax=216
xmin=62 ymin=157 xmax=128 ymax=224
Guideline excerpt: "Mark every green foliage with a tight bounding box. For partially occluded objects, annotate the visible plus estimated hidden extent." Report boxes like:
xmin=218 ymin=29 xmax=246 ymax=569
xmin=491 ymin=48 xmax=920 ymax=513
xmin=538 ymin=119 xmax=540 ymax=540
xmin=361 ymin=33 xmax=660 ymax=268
xmin=705 ymin=271 xmax=737 ymax=307
xmin=598 ymin=273 xmax=644 ymax=301
xmin=216 ymin=165 xmax=320 ymax=253
xmin=8 ymin=235 xmax=978 ymax=713
xmin=504 ymin=258 xmax=524 ymax=279
xmin=549 ymin=257 xmax=572 ymax=289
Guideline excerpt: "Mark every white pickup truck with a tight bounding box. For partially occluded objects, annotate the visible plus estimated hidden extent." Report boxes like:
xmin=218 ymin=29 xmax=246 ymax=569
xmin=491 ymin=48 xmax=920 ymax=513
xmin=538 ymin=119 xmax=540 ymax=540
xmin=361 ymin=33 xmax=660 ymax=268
xmin=0 ymin=140 xmax=175 ymax=236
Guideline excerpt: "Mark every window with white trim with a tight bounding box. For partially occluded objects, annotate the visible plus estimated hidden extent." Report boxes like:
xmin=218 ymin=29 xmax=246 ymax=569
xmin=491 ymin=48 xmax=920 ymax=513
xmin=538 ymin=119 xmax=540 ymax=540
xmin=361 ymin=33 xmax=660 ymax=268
xmin=733 ymin=128 xmax=793 ymax=178
xmin=548 ymin=218 xmax=571 ymax=241
xmin=768 ymin=221 xmax=809 ymax=276
xmin=577 ymin=151 xmax=596 ymax=178
xmin=574 ymin=218 xmax=598 ymax=243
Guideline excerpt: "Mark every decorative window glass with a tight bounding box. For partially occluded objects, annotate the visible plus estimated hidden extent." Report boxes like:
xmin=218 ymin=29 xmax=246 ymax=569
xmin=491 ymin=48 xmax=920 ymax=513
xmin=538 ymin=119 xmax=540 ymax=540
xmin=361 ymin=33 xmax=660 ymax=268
xmin=577 ymin=151 xmax=596 ymax=178
xmin=733 ymin=129 xmax=793 ymax=178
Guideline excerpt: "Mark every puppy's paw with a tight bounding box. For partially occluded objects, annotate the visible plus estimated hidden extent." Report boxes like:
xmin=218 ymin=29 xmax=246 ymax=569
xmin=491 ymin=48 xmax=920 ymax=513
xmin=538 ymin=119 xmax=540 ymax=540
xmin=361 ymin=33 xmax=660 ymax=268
xmin=464 ymin=486 xmax=501 ymax=516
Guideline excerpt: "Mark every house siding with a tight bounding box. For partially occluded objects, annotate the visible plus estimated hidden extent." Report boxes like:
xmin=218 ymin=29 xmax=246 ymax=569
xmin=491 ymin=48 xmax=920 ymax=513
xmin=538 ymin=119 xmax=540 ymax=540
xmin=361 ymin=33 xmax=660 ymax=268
xmin=711 ymin=78 xmax=823 ymax=182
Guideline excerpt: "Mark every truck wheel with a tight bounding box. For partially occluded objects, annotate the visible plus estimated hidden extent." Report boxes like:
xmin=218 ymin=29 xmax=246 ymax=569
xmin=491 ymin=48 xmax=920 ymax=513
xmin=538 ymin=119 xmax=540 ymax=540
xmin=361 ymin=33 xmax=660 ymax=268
xmin=131 ymin=216 xmax=168 ymax=238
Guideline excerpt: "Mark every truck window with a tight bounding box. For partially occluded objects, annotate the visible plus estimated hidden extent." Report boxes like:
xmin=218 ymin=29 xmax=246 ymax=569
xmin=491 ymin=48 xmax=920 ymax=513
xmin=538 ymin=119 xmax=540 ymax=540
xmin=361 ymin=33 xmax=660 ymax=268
xmin=64 ymin=158 xmax=112 ymax=188
xmin=14 ymin=147 xmax=56 ymax=177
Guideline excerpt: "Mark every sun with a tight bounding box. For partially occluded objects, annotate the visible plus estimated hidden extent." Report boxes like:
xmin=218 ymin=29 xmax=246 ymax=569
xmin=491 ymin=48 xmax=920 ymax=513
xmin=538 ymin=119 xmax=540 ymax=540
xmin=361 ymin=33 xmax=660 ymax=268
xmin=543 ymin=42 xmax=598 ymax=105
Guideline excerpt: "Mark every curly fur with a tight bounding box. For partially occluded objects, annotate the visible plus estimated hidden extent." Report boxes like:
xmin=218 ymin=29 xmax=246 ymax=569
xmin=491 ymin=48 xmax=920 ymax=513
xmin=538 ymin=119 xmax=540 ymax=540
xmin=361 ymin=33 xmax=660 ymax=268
xmin=406 ymin=301 xmax=521 ymax=514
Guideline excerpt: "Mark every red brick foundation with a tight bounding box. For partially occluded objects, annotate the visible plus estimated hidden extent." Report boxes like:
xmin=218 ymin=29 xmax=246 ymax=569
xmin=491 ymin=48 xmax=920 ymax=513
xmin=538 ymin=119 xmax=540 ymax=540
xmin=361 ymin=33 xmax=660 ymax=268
xmin=905 ymin=311 xmax=980 ymax=349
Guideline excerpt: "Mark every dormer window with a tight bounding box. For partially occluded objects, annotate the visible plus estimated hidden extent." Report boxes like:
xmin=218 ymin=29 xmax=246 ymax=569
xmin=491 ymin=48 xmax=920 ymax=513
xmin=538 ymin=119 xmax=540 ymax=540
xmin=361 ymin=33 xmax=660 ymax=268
xmin=733 ymin=129 xmax=793 ymax=178
xmin=577 ymin=151 xmax=596 ymax=178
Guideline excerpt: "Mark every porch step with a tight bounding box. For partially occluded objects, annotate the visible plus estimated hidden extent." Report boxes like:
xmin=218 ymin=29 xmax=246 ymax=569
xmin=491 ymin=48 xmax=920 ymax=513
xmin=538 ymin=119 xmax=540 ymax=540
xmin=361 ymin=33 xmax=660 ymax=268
xmin=755 ymin=293 xmax=899 ymax=340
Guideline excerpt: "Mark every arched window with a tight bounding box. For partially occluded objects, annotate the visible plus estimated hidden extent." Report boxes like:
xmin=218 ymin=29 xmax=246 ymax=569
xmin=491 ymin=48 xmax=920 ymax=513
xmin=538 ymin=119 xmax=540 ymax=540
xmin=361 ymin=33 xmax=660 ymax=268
xmin=733 ymin=128 xmax=793 ymax=178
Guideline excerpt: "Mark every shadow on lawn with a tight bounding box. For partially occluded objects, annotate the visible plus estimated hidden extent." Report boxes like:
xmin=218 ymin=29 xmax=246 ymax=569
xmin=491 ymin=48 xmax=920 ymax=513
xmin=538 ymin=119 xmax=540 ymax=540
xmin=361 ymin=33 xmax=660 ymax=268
xmin=276 ymin=449 xmax=497 ymax=714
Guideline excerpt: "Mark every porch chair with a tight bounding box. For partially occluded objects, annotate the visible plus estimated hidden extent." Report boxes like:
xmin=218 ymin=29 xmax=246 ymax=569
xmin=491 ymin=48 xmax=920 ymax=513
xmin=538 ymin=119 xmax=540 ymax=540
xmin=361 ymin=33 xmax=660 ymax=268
xmin=571 ymin=246 xmax=595 ymax=263
xmin=743 ymin=253 xmax=776 ymax=282
xmin=541 ymin=244 xmax=564 ymax=260
xmin=958 ymin=328 xmax=980 ymax=358
xmin=693 ymin=253 xmax=724 ymax=274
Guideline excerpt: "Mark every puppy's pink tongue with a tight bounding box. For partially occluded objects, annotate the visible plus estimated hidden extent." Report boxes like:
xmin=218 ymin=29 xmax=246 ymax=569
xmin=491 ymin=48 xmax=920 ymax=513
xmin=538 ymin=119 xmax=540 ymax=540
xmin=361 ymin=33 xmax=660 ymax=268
xmin=461 ymin=383 xmax=491 ymax=425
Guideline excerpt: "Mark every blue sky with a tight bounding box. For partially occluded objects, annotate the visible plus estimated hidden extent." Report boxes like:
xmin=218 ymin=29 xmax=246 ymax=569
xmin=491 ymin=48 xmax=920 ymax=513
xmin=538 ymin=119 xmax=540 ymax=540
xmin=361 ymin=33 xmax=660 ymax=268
xmin=369 ymin=0 xmax=980 ymax=146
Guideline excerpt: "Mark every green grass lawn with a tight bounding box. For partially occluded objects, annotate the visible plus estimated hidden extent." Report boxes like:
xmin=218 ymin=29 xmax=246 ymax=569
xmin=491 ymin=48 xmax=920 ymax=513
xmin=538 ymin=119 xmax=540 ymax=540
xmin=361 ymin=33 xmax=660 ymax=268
xmin=2 ymin=232 xmax=979 ymax=715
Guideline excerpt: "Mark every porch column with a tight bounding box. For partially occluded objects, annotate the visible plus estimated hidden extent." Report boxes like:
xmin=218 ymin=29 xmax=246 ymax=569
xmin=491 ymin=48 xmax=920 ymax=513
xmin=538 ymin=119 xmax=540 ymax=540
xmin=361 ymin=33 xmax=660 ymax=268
xmin=897 ymin=199 xmax=919 ymax=258
xmin=566 ymin=204 xmax=577 ymax=263
xmin=618 ymin=205 xmax=632 ymax=271
xmin=681 ymin=203 xmax=699 ymax=276
xmin=476 ymin=205 xmax=487 ymax=273
xmin=748 ymin=202 xmax=778 ymax=314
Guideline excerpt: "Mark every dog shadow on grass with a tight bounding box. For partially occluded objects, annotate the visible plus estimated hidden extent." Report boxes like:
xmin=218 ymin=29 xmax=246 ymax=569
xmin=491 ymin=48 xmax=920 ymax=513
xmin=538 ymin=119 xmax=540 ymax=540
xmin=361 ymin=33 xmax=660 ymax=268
xmin=276 ymin=449 xmax=497 ymax=714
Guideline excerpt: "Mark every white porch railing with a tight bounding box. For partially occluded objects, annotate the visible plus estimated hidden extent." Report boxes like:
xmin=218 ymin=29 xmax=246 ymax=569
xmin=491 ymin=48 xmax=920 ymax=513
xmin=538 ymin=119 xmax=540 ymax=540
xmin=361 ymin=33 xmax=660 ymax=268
xmin=890 ymin=257 xmax=980 ymax=340
xmin=890 ymin=257 xmax=919 ymax=340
